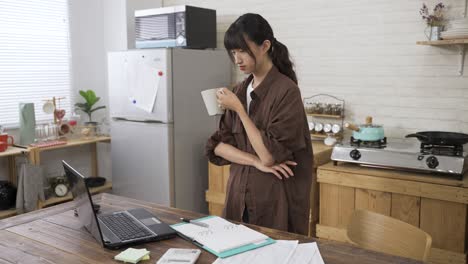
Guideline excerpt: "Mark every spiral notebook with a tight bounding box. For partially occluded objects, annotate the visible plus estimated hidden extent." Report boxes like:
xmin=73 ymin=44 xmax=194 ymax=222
xmin=171 ymin=216 xmax=275 ymax=258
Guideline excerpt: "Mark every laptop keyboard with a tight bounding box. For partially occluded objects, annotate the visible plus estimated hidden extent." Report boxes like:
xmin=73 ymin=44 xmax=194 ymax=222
xmin=100 ymin=212 xmax=153 ymax=241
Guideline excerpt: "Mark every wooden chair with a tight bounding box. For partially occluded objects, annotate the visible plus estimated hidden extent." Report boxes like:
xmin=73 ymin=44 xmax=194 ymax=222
xmin=347 ymin=210 xmax=432 ymax=262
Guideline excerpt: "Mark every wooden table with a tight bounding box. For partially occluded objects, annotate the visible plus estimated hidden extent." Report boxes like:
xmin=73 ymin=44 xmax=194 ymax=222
xmin=0 ymin=193 xmax=421 ymax=264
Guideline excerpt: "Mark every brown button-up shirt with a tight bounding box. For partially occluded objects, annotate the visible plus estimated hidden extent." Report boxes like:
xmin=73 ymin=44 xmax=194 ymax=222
xmin=206 ymin=66 xmax=313 ymax=235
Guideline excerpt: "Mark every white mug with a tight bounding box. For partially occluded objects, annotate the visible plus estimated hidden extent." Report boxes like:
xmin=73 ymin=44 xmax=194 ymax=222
xmin=201 ymin=88 xmax=224 ymax=116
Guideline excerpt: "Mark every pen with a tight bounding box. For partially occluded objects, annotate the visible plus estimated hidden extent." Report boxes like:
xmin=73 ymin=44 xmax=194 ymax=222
xmin=180 ymin=218 xmax=209 ymax=228
xmin=166 ymin=259 xmax=190 ymax=263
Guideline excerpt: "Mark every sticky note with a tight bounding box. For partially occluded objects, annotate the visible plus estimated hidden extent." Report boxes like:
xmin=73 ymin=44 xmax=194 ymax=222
xmin=114 ymin=248 xmax=150 ymax=263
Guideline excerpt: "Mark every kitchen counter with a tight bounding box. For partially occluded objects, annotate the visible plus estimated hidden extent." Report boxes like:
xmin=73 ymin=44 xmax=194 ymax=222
xmin=206 ymin=141 xmax=333 ymax=237
xmin=323 ymin=162 xmax=468 ymax=187
xmin=312 ymin=141 xmax=334 ymax=167
xmin=317 ymin=161 xmax=468 ymax=264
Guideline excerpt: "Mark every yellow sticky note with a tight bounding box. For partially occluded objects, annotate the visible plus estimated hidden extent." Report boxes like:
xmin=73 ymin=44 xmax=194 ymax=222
xmin=114 ymin=248 xmax=150 ymax=263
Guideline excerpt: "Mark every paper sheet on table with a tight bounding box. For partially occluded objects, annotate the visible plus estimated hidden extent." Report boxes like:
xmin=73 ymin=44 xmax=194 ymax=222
xmin=213 ymin=241 xmax=325 ymax=264
xmin=212 ymin=240 xmax=298 ymax=264
xmin=287 ymin=242 xmax=325 ymax=264
xmin=124 ymin=60 xmax=161 ymax=113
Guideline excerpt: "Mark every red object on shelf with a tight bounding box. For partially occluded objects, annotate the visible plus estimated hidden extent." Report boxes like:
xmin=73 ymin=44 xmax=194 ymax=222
xmin=158 ymin=71 xmax=163 ymax=76
xmin=68 ymin=120 xmax=77 ymax=126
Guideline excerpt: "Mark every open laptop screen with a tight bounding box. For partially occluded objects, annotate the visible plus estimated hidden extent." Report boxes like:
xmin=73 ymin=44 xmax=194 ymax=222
xmin=63 ymin=160 xmax=104 ymax=246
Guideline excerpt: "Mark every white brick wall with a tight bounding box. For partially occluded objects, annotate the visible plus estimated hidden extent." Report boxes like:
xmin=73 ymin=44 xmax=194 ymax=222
xmin=164 ymin=0 xmax=468 ymax=140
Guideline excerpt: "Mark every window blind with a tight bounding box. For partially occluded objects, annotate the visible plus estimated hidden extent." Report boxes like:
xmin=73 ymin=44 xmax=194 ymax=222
xmin=0 ymin=0 xmax=71 ymax=127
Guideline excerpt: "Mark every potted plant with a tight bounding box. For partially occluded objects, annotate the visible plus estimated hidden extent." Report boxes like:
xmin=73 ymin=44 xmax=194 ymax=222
xmin=420 ymin=2 xmax=446 ymax=40
xmin=74 ymin=90 xmax=106 ymax=126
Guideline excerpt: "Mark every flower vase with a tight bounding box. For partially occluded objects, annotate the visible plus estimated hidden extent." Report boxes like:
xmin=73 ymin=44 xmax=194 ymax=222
xmin=82 ymin=121 xmax=98 ymax=139
xmin=425 ymin=26 xmax=443 ymax=41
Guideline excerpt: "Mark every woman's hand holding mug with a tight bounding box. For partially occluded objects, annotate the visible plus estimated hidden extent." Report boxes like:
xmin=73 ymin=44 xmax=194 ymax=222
xmin=216 ymin=88 xmax=243 ymax=114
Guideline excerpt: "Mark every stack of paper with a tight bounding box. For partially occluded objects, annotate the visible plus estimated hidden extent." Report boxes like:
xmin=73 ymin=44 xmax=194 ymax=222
xmin=114 ymin=248 xmax=150 ymax=264
xmin=213 ymin=240 xmax=325 ymax=264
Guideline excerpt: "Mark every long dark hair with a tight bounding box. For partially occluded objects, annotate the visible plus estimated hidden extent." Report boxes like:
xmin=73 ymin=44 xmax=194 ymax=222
xmin=224 ymin=13 xmax=297 ymax=84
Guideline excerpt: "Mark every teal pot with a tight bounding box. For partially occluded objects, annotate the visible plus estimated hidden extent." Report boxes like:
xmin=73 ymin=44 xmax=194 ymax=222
xmin=345 ymin=116 xmax=385 ymax=141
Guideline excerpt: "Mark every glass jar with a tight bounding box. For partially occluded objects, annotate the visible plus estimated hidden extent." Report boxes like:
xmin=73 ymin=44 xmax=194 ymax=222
xmin=304 ymin=102 xmax=312 ymax=114
xmin=67 ymin=112 xmax=82 ymax=140
xmin=97 ymin=118 xmax=111 ymax=137
xmin=34 ymin=125 xmax=45 ymax=143
xmin=308 ymin=122 xmax=315 ymax=132
xmin=309 ymin=103 xmax=316 ymax=114
xmin=332 ymin=103 xmax=342 ymax=116
xmin=314 ymin=123 xmax=323 ymax=133
xmin=332 ymin=124 xmax=342 ymax=134
xmin=47 ymin=123 xmax=59 ymax=141
xmin=324 ymin=103 xmax=333 ymax=115
xmin=316 ymin=103 xmax=324 ymax=114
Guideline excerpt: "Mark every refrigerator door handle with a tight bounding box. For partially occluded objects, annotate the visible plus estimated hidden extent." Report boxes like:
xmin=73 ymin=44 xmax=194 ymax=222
xmin=112 ymin=117 xmax=165 ymax=124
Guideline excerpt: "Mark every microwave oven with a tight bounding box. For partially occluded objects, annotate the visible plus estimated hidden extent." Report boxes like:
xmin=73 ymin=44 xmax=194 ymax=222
xmin=135 ymin=5 xmax=216 ymax=49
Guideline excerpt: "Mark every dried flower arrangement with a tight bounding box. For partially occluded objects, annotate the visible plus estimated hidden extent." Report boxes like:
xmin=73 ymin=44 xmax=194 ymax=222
xmin=419 ymin=2 xmax=446 ymax=27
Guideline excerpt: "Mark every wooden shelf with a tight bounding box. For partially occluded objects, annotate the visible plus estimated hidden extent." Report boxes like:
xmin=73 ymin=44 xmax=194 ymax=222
xmin=0 ymin=208 xmax=16 ymax=219
xmin=310 ymin=132 xmax=343 ymax=139
xmin=310 ymin=133 xmax=327 ymax=139
xmin=0 ymin=137 xmax=113 ymax=219
xmin=0 ymin=146 xmax=29 ymax=158
xmin=39 ymin=181 xmax=112 ymax=208
xmin=306 ymin=113 xmax=342 ymax=119
xmin=417 ymin=39 xmax=468 ymax=75
xmin=33 ymin=136 xmax=111 ymax=152
xmin=417 ymin=39 xmax=468 ymax=45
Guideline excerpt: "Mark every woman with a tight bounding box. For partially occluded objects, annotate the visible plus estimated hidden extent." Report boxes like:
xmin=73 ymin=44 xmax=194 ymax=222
xmin=206 ymin=13 xmax=313 ymax=235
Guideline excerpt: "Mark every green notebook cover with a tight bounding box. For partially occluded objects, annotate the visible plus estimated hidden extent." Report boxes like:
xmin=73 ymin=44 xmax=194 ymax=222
xmin=171 ymin=216 xmax=276 ymax=258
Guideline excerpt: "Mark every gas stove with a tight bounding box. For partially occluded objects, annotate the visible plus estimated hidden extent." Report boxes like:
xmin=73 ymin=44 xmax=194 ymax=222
xmin=331 ymin=138 xmax=468 ymax=179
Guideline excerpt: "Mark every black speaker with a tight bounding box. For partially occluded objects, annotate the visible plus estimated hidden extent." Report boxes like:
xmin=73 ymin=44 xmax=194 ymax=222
xmin=0 ymin=181 xmax=16 ymax=210
xmin=84 ymin=177 xmax=106 ymax=188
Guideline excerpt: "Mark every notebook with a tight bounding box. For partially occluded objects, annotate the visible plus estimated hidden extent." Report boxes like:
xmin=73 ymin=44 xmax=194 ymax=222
xmin=171 ymin=216 xmax=275 ymax=258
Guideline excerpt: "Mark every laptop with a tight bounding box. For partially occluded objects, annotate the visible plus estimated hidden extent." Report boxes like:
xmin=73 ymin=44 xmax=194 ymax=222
xmin=62 ymin=160 xmax=177 ymax=249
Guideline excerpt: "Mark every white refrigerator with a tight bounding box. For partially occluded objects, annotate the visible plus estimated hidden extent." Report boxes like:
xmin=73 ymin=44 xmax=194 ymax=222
xmin=107 ymin=48 xmax=230 ymax=213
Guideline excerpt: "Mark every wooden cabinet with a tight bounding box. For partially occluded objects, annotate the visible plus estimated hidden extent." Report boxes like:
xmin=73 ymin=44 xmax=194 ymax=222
xmin=205 ymin=142 xmax=333 ymax=237
xmin=317 ymin=162 xmax=468 ymax=264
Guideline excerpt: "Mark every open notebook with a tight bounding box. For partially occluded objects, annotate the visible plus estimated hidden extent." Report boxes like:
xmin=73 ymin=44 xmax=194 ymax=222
xmin=171 ymin=216 xmax=275 ymax=258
